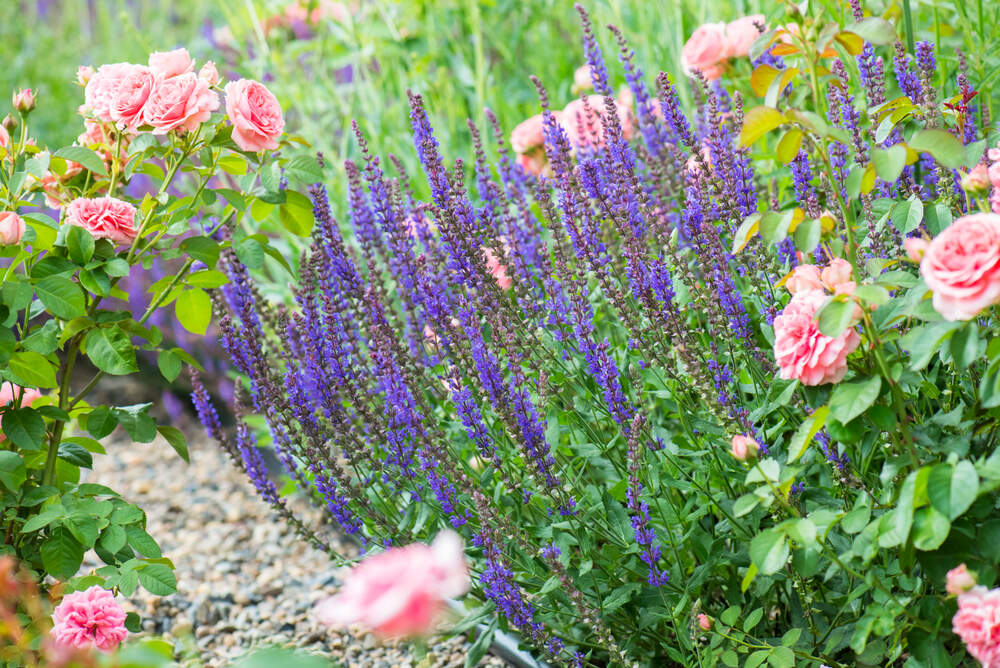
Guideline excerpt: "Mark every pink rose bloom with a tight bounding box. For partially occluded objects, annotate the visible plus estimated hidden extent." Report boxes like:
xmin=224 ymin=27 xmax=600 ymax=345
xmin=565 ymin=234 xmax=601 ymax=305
xmin=920 ymin=213 xmax=1000 ymax=321
xmin=77 ymin=65 xmax=95 ymax=86
xmin=224 ymin=79 xmax=284 ymax=152
xmin=786 ymin=264 xmax=824 ymax=294
xmin=517 ymin=152 xmax=549 ymax=177
xmin=0 ymin=212 xmax=25 ymax=245
xmin=0 ymin=381 xmax=42 ymax=407
xmin=773 ymin=290 xmax=861 ymax=386
xmin=989 ymin=144 xmax=1000 ymax=163
xmin=724 ymin=15 xmax=765 ymax=58
xmin=560 ymin=95 xmax=634 ymax=150
xmin=510 ymin=113 xmax=552 ymax=154
xmin=199 ymin=61 xmax=220 ymax=86
xmin=730 ymin=434 xmax=758 ymax=461
xmin=904 ymin=237 xmax=929 ymax=263
xmin=65 ymin=197 xmax=138 ymax=245
xmin=109 ymin=66 xmax=156 ymax=131
xmin=0 ymin=125 xmax=9 ymax=150
xmin=953 ymin=586 xmax=1000 ymax=667
xmin=84 ymin=63 xmax=137 ymax=123
xmin=681 ymin=23 xmax=728 ymax=80
xmin=947 ymin=564 xmax=977 ymax=596
xmin=484 ymin=248 xmax=513 ymax=290
xmin=697 ymin=613 xmax=712 ymax=631
xmin=314 ymin=530 xmax=469 ymax=639
xmin=148 ymin=47 xmax=194 ymax=79
xmin=963 ymin=163 xmax=991 ymax=194
xmin=572 ymin=64 xmax=593 ymax=94
xmin=821 ymin=258 xmax=853 ymax=291
xmin=144 ymin=72 xmax=219 ymax=135
xmin=989 ymin=163 xmax=1000 ymax=189
xmin=51 ymin=585 xmax=128 ymax=652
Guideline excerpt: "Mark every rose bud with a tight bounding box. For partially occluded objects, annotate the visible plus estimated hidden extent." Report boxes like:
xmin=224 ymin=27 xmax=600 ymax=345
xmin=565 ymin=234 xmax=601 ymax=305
xmin=730 ymin=434 xmax=759 ymax=461
xmin=13 ymin=88 xmax=35 ymax=114
xmin=961 ymin=163 xmax=990 ymax=196
xmin=947 ymin=564 xmax=977 ymax=596
xmin=0 ymin=212 xmax=25 ymax=245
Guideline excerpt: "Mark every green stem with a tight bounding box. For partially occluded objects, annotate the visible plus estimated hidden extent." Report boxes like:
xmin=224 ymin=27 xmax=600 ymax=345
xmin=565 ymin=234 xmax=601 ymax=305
xmin=901 ymin=0 xmax=916 ymax=54
xmin=42 ymin=341 xmax=80 ymax=486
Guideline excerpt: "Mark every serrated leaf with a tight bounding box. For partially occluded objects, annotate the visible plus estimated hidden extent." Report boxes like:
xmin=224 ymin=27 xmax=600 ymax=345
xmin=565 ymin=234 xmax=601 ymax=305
xmin=829 ymin=376 xmax=882 ymax=425
xmin=85 ymin=326 xmax=138 ymax=375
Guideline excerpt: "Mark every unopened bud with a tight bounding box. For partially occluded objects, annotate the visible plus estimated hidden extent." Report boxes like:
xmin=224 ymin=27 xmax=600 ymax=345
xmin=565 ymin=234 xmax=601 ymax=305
xmin=2 ymin=114 xmax=16 ymax=133
xmin=12 ymin=89 xmax=35 ymax=114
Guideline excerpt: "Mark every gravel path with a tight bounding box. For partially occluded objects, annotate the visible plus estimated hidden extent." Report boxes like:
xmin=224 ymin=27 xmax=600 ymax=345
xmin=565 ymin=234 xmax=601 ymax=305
xmin=84 ymin=414 xmax=510 ymax=668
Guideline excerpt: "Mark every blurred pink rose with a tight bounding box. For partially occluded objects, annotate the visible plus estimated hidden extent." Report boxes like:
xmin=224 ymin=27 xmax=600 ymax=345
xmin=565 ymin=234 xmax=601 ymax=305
xmin=52 ymin=585 xmax=128 ymax=652
xmin=786 ymin=264 xmax=824 ymax=294
xmin=77 ymin=65 xmax=95 ymax=86
xmin=0 ymin=382 xmax=41 ymax=407
xmin=920 ymin=213 xmax=1000 ymax=321
xmin=681 ymin=23 xmax=728 ymax=80
xmin=773 ymin=290 xmax=860 ymax=386
xmin=144 ymin=72 xmax=219 ymax=135
xmin=109 ymin=66 xmax=155 ymax=131
xmin=947 ymin=564 xmax=977 ymax=596
xmin=0 ymin=125 xmax=9 ymax=150
xmin=697 ymin=613 xmax=712 ymax=630
xmin=962 ymin=163 xmax=990 ymax=194
xmin=560 ymin=95 xmax=634 ymax=149
xmin=199 ymin=61 xmax=220 ymax=86
xmin=224 ymin=79 xmax=284 ymax=152
xmin=484 ymin=248 xmax=512 ymax=290
xmin=821 ymin=258 xmax=853 ymax=292
xmin=953 ymin=586 xmax=1000 ymax=667
xmin=989 ymin=162 xmax=1000 ymax=189
xmin=84 ymin=63 xmax=136 ymax=122
xmin=148 ymin=47 xmax=194 ymax=79
xmin=65 ymin=196 xmax=138 ymax=245
xmin=904 ymin=237 xmax=928 ymax=263
xmin=0 ymin=212 xmax=25 ymax=245
xmin=13 ymin=88 xmax=35 ymax=113
xmin=572 ymin=64 xmax=593 ymax=95
xmin=730 ymin=434 xmax=758 ymax=461
xmin=510 ymin=113 xmax=551 ymax=154
xmin=314 ymin=530 xmax=469 ymax=639
xmin=725 ymin=15 xmax=765 ymax=58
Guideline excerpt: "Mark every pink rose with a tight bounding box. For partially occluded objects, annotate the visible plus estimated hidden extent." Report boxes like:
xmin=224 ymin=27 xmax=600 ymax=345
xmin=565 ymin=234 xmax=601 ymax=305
xmin=730 ymin=434 xmax=758 ymax=461
xmin=109 ymin=66 xmax=156 ymax=131
xmin=963 ymin=163 xmax=991 ymax=194
xmin=786 ymin=264 xmax=824 ymax=294
xmin=224 ymin=79 xmax=284 ymax=152
xmin=681 ymin=23 xmax=728 ymax=80
xmin=773 ymin=290 xmax=861 ymax=386
xmin=697 ymin=613 xmax=712 ymax=631
xmin=0 ymin=212 xmax=25 ymax=245
xmin=198 ymin=61 xmax=220 ymax=86
xmin=904 ymin=237 xmax=929 ymax=263
xmin=560 ymin=95 xmax=634 ymax=150
xmin=920 ymin=213 xmax=1000 ymax=321
xmin=77 ymin=65 xmax=95 ymax=86
xmin=821 ymin=258 xmax=853 ymax=291
xmin=510 ymin=113 xmax=552 ymax=154
xmin=65 ymin=197 xmax=138 ymax=245
xmin=144 ymin=72 xmax=219 ymax=135
xmin=51 ymin=585 xmax=128 ymax=652
xmin=989 ymin=163 xmax=1000 ymax=189
xmin=84 ymin=63 xmax=137 ymax=123
xmin=314 ymin=530 xmax=469 ymax=639
xmin=517 ymin=151 xmax=549 ymax=177
xmin=484 ymin=248 xmax=513 ymax=290
xmin=725 ymin=15 xmax=765 ymax=59
xmin=953 ymin=586 xmax=1000 ymax=667
xmin=572 ymin=64 xmax=593 ymax=95
xmin=0 ymin=382 xmax=42 ymax=407
xmin=0 ymin=125 xmax=9 ymax=150
xmin=13 ymin=88 xmax=35 ymax=114
xmin=947 ymin=564 xmax=977 ymax=596
xmin=148 ymin=47 xmax=194 ymax=79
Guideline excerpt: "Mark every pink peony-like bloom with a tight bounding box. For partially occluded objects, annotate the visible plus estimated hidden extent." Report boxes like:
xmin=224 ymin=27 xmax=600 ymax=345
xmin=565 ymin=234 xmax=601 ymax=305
xmin=560 ymin=95 xmax=634 ymax=150
xmin=84 ymin=63 xmax=137 ymax=123
xmin=0 ymin=211 xmax=25 ymax=244
xmin=920 ymin=213 xmax=1000 ymax=321
xmin=64 ymin=196 xmax=138 ymax=245
xmin=904 ymin=237 xmax=929 ymax=263
xmin=198 ymin=61 xmax=220 ymax=86
xmin=144 ymin=72 xmax=219 ymax=135
xmin=51 ymin=585 xmax=128 ymax=652
xmin=730 ymin=434 xmax=758 ymax=461
xmin=224 ymin=79 xmax=284 ymax=152
xmin=953 ymin=586 xmax=1000 ymax=667
xmin=109 ymin=66 xmax=155 ymax=131
xmin=724 ymin=15 xmax=765 ymax=59
xmin=786 ymin=264 xmax=824 ymax=294
xmin=314 ymin=530 xmax=469 ymax=639
xmin=0 ymin=381 xmax=42 ymax=407
xmin=681 ymin=23 xmax=728 ymax=80
xmin=148 ymin=47 xmax=194 ymax=79
xmin=697 ymin=613 xmax=712 ymax=631
xmin=484 ymin=248 xmax=513 ymax=290
xmin=773 ymin=289 xmax=861 ymax=386
xmin=947 ymin=564 xmax=977 ymax=596
xmin=821 ymin=258 xmax=853 ymax=292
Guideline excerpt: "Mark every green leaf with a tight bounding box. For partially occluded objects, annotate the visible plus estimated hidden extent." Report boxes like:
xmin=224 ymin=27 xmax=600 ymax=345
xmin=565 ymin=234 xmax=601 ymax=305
xmin=6 ymin=351 xmax=58 ymax=388
xmin=981 ymin=357 xmax=1000 ymax=409
xmin=829 ymin=376 xmax=882 ymax=425
xmin=35 ymin=275 xmax=87 ymax=319
xmin=58 ymin=442 xmax=93 ymax=468
xmin=179 ymin=236 xmax=220 ymax=267
xmin=0 ymin=451 xmax=26 ymax=492
xmin=85 ymin=326 xmax=139 ymax=375
xmin=279 ymin=191 xmax=316 ymax=236
xmin=157 ymin=425 xmax=189 ymax=463
xmin=775 ymin=128 xmax=803 ymax=164
xmin=949 ymin=323 xmax=980 ymax=370
xmin=743 ymin=607 xmax=764 ymax=631
xmin=768 ymin=646 xmax=796 ymax=668
xmin=924 ymin=202 xmax=952 ymax=235
xmin=815 ymin=297 xmax=857 ymax=338
xmin=186 ymin=269 xmax=228 ymax=289
xmin=908 ymin=129 xmax=966 ymax=169
xmin=787 ymin=406 xmax=828 ymax=463
xmin=750 ymin=528 xmax=789 ymax=575
xmin=2 ymin=408 xmax=46 ymax=450
xmin=137 ymin=562 xmax=177 ymax=595
xmin=912 ymin=506 xmax=951 ymax=551
xmin=793 ymin=217 xmax=821 ymax=253
xmin=759 ymin=209 xmax=795 ymax=245
xmin=175 ymin=288 xmax=212 ymax=335
xmin=890 ymin=197 xmax=924 ymax=235
xmin=126 ymin=525 xmax=163 ymax=558
xmin=927 ymin=461 xmax=978 ymax=520
xmin=41 ymin=527 xmax=85 ymax=580
xmin=234 ymin=236 xmax=265 ymax=269
xmin=65 ymin=225 xmax=95 ymax=265
xmin=113 ymin=404 xmax=157 ymax=443
xmin=740 ymin=106 xmax=787 ymax=147
xmin=53 ymin=146 xmax=107 ymax=175
xmin=86 ymin=406 xmax=118 ymax=439
xmin=156 ymin=350 xmax=182 ymax=382
xmin=871 ymin=145 xmax=906 ymax=183
xmin=900 ymin=321 xmax=962 ymax=370
xmin=878 ymin=467 xmax=926 ymax=548
xmin=844 ymin=17 xmax=897 ymax=44
xmin=283 ymin=154 xmax=324 ymax=183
